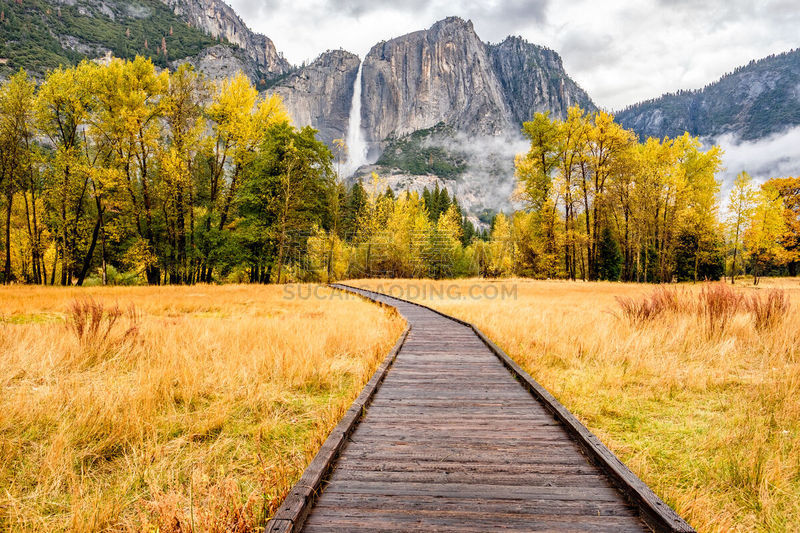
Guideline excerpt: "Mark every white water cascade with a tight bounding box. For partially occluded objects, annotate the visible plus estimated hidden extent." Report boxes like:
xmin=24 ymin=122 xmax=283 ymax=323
xmin=343 ymin=60 xmax=368 ymax=177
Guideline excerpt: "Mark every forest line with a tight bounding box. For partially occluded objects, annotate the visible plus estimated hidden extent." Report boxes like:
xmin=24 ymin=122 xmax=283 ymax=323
xmin=0 ymin=56 xmax=798 ymax=285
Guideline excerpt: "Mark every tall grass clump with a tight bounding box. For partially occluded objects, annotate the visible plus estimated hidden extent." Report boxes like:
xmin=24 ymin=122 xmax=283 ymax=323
xmin=747 ymin=290 xmax=791 ymax=330
xmin=616 ymin=286 xmax=689 ymax=324
xmin=66 ymin=298 xmax=140 ymax=362
xmin=698 ymin=283 xmax=745 ymax=336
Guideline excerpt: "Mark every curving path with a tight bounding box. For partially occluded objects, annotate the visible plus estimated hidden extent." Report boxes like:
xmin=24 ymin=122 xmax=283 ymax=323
xmin=266 ymin=284 xmax=693 ymax=533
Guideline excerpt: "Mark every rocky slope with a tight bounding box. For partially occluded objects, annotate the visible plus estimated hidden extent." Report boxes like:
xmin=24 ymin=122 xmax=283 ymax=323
xmin=617 ymin=49 xmax=800 ymax=141
xmin=0 ymin=0 xmax=219 ymax=77
xmin=489 ymin=36 xmax=595 ymax=126
xmin=160 ymin=0 xmax=290 ymax=78
xmin=171 ymin=44 xmax=259 ymax=82
xmin=0 ymin=0 xmax=289 ymax=82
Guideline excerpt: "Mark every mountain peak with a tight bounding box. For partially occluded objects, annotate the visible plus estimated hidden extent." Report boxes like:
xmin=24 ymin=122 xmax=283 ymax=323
xmin=430 ymin=16 xmax=474 ymax=32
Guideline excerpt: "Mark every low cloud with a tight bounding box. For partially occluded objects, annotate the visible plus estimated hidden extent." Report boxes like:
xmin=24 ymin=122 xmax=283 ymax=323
xmin=710 ymin=126 xmax=800 ymax=199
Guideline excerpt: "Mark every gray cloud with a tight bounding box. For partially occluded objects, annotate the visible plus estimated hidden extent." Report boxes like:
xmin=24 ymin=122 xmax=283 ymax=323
xmin=713 ymin=126 xmax=800 ymax=198
xmin=325 ymin=0 xmax=431 ymax=17
xmin=321 ymin=0 xmax=548 ymax=24
xmin=557 ymin=30 xmax=618 ymax=71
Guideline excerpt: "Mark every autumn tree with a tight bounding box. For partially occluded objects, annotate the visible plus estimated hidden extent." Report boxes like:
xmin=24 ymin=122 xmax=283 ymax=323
xmin=515 ymin=112 xmax=561 ymax=277
xmin=90 ymin=57 xmax=168 ymax=284
xmin=763 ymin=177 xmax=800 ymax=275
xmin=516 ymin=112 xmax=559 ymax=211
xmin=745 ymin=182 xmax=786 ymax=285
xmin=555 ymin=106 xmax=590 ymax=280
xmin=241 ymin=122 xmax=333 ymax=284
xmin=0 ymin=70 xmax=37 ymax=283
xmin=36 ymin=62 xmax=97 ymax=285
xmin=727 ymin=172 xmax=756 ymax=283
xmin=583 ymin=111 xmax=635 ymax=280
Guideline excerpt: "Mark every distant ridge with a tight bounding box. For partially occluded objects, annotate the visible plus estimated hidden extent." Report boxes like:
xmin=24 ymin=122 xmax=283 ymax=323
xmin=616 ymin=48 xmax=800 ymax=141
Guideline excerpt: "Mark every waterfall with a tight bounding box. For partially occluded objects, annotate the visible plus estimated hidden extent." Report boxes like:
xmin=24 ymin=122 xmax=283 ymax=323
xmin=344 ymin=60 xmax=368 ymax=177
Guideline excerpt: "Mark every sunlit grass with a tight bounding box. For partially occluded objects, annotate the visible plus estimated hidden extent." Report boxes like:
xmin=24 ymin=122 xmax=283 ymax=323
xmin=352 ymin=278 xmax=800 ymax=533
xmin=0 ymin=284 xmax=404 ymax=532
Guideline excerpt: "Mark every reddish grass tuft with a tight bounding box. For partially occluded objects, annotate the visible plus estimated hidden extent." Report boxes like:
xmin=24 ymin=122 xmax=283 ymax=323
xmin=66 ymin=298 xmax=140 ymax=354
xmin=616 ymin=286 xmax=688 ymax=324
xmin=698 ymin=283 xmax=745 ymax=336
xmin=747 ymin=290 xmax=791 ymax=330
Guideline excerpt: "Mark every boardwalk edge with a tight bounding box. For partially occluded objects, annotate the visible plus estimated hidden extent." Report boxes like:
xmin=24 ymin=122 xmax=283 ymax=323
xmin=334 ymin=283 xmax=695 ymax=533
xmin=263 ymin=295 xmax=411 ymax=533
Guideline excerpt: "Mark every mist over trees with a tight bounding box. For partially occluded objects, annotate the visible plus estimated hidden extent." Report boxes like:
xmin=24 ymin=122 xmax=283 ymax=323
xmin=0 ymin=59 xmax=798 ymax=285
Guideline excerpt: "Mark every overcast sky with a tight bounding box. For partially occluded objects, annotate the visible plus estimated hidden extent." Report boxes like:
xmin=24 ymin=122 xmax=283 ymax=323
xmin=228 ymin=0 xmax=799 ymax=110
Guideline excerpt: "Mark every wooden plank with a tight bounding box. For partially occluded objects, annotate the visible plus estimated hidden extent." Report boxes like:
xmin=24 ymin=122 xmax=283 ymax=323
xmin=310 ymin=492 xmax=636 ymax=516
xmin=302 ymin=510 xmax=648 ymax=533
xmin=319 ymin=480 xmax=625 ymax=501
xmin=333 ymin=459 xmax=601 ymax=476
xmin=327 ymin=468 xmax=614 ymax=487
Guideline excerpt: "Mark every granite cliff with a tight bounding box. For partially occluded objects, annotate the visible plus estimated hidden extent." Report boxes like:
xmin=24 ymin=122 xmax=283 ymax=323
xmin=271 ymin=50 xmax=360 ymax=147
xmin=273 ymin=16 xmax=595 ymax=179
xmin=360 ymin=17 xmax=513 ymax=144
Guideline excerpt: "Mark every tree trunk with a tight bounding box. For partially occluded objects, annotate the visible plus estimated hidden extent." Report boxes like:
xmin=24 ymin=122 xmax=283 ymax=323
xmin=22 ymin=190 xmax=38 ymax=284
xmin=3 ymin=182 xmax=12 ymax=284
xmin=101 ymin=225 xmax=107 ymax=285
xmin=731 ymin=222 xmax=740 ymax=285
xmin=50 ymin=246 xmax=58 ymax=285
xmin=146 ymin=265 xmax=161 ymax=285
xmin=76 ymin=209 xmax=103 ymax=286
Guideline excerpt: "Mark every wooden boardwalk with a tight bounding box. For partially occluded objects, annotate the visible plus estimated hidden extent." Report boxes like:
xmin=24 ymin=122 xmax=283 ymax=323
xmin=267 ymin=285 xmax=693 ymax=533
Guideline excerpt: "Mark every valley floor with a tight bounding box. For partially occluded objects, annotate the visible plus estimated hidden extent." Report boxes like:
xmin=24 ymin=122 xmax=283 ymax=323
xmin=3 ymin=279 xmax=798 ymax=532
xmin=0 ymin=285 xmax=403 ymax=532
xmin=352 ymin=278 xmax=800 ymax=533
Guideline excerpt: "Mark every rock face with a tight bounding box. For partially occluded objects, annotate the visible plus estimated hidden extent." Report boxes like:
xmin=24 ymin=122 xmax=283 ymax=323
xmin=489 ymin=36 xmax=596 ymax=125
xmin=353 ymin=18 xmax=594 ymax=148
xmin=171 ymin=44 xmax=258 ymax=82
xmin=617 ymin=49 xmax=800 ymax=141
xmin=160 ymin=0 xmax=290 ymax=78
xmin=361 ymin=17 xmax=513 ymax=144
xmin=266 ymin=17 xmax=595 ymax=217
xmin=311 ymin=17 xmax=592 ymax=217
xmin=271 ymin=51 xmax=360 ymax=147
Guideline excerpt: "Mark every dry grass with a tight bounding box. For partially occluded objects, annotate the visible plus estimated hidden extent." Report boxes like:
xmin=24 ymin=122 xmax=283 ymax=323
xmin=617 ymin=283 xmax=791 ymax=337
xmin=0 ymin=284 xmax=404 ymax=532
xmin=352 ymin=278 xmax=800 ymax=533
